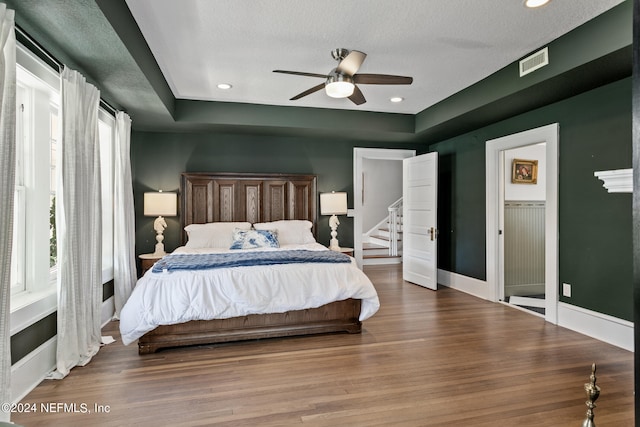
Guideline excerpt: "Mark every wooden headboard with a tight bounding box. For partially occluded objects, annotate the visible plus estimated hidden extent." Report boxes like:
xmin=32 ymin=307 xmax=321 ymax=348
xmin=180 ymin=172 xmax=317 ymax=244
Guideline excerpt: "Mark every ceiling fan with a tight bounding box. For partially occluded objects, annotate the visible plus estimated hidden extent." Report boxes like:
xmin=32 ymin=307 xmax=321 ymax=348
xmin=273 ymin=48 xmax=413 ymax=105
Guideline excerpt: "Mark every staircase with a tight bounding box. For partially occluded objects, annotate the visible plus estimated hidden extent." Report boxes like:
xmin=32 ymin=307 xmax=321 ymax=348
xmin=362 ymin=198 xmax=403 ymax=265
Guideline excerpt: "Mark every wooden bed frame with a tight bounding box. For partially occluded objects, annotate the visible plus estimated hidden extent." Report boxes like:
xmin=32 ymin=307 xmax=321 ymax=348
xmin=137 ymin=172 xmax=362 ymax=354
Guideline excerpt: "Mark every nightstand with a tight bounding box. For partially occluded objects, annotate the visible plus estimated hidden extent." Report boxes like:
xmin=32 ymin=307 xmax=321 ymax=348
xmin=331 ymin=247 xmax=354 ymax=257
xmin=139 ymin=253 xmax=167 ymax=276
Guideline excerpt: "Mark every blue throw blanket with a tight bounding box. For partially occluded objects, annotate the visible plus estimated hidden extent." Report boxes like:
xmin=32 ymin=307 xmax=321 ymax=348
xmin=152 ymin=249 xmax=351 ymax=273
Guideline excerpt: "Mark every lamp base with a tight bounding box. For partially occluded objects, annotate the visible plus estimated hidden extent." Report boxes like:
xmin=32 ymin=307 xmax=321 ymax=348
xmin=152 ymin=242 xmax=167 ymax=257
xmin=153 ymin=216 xmax=168 ymax=257
xmin=328 ymin=214 xmax=341 ymax=250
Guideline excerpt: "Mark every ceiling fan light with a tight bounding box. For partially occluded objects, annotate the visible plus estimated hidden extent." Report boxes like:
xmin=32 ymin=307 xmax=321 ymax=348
xmin=325 ymin=81 xmax=355 ymax=98
xmin=524 ymin=0 xmax=551 ymax=8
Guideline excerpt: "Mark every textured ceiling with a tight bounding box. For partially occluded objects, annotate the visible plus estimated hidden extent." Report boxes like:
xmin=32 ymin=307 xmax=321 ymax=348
xmin=125 ymin=0 xmax=626 ymax=115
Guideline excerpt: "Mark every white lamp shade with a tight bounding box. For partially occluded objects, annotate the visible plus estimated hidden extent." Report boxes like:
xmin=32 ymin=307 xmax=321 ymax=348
xmin=320 ymin=192 xmax=348 ymax=215
xmin=144 ymin=192 xmax=177 ymax=217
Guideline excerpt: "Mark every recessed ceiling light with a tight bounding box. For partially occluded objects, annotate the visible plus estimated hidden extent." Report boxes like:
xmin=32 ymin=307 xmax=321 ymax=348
xmin=524 ymin=0 xmax=551 ymax=8
xmin=390 ymin=97 xmax=404 ymax=103
xmin=217 ymin=83 xmax=232 ymax=90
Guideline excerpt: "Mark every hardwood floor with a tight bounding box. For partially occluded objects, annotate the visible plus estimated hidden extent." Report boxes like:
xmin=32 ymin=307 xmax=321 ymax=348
xmin=12 ymin=265 xmax=634 ymax=426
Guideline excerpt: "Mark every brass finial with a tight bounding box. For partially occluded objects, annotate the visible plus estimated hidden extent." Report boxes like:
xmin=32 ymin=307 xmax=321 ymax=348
xmin=581 ymin=363 xmax=600 ymax=427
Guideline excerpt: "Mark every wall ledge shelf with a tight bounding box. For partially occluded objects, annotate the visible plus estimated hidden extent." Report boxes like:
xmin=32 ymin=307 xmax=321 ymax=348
xmin=594 ymin=168 xmax=632 ymax=193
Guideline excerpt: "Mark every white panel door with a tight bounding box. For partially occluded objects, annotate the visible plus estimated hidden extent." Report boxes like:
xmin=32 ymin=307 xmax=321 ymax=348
xmin=403 ymin=152 xmax=438 ymax=290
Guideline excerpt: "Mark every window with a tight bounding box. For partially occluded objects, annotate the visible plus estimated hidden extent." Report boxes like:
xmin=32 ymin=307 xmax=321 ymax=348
xmin=98 ymin=111 xmax=115 ymax=283
xmin=11 ymin=43 xmax=116 ymax=308
xmin=49 ymin=107 xmax=58 ymax=269
xmin=10 ymin=85 xmax=26 ymax=296
xmin=11 ymin=46 xmax=60 ymax=302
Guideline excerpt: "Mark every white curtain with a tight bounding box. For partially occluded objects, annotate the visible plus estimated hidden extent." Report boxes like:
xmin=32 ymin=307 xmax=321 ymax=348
xmin=48 ymin=67 xmax=102 ymax=379
xmin=113 ymin=111 xmax=136 ymax=318
xmin=0 ymin=4 xmax=15 ymax=421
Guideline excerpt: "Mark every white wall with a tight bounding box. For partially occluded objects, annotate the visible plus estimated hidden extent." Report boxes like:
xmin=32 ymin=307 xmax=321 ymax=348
xmin=362 ymin=158 xmax=403 ymax=231
xmin=504 ymin=143 xmax=546 ymax=201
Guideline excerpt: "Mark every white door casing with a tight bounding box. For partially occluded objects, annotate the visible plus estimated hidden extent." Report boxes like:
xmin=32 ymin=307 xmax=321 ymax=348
xmin=486 ymin=123 xmax=559 ymax=324
xmin=403 ymin=152 xmax=438 ymax=290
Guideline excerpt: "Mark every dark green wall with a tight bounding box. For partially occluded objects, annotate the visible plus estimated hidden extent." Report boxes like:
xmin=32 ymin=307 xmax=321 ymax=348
xmin=559 ymin=79 xmax=632 ymax=320
xmin=10 ymin=313 xmax=55 ymax=364
xmin=431 ymin=77 xmax=632 ymax=321
xmin=131 ymin=132 xmax=423 ymax=257
xmin=433 ymin=135 xmax=487 ymax=279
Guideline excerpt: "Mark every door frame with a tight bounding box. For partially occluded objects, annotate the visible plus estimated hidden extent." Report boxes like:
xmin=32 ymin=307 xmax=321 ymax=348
xmin=353 ymin=148 xmax=415 ymax=267
xmin=486 ymin=123 xmax=559 ymax=324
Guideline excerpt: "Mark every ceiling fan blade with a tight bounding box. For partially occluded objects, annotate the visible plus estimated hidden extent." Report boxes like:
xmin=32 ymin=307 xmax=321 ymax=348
xmin=354 ymin=74 xmax=413 ymax=85
xmin=348 ymin=85 xmax=366 ymax=105
xmin=273 ymin=70 xmax=328 ymax=79
xmin=290 ymin=83 xmax=325 ymax=100
xmin=336 ymin=50 xmax=366 ymax=76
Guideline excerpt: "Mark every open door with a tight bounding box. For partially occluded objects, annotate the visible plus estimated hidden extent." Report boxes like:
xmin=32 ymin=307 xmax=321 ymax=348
xmin=403 ymin=152 xmax=438 ymax=290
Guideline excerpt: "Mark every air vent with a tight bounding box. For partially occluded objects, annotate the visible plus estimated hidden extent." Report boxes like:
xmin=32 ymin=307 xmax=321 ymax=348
xmin=519 ymin=47 xmax=549 ymax=77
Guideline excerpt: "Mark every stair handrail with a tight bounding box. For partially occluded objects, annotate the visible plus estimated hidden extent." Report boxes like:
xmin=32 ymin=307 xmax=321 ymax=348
xmin=388 ymin=198 xmax=403 ymax=256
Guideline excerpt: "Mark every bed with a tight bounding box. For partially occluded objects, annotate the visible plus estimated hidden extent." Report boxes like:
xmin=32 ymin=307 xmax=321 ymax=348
xmin=120 ymin=172 xmax=380 ymax=354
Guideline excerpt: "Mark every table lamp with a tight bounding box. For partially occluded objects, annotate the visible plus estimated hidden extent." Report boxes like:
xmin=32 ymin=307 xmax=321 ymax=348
xmin=320 ymin=191 xmax=348 ymax=250
xmin=144 ymin=191 xmax=177 ymax=256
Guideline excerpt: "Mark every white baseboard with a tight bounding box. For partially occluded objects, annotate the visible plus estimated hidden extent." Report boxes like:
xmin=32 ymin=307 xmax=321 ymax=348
xmin=101 ymin=295 xmax=115 ymax=327
xmin=10 ymin=297 xmax=117 ymax=403
xmin=362 ymin=257 xmax=402 ymax=266
xmin=438 ymin=269 xmax=634 ymax=352
xmin=11 ymin=337 xmax=56 ymax=404
xmin=558 ymin=302 xmax=633 ymax=352
xmin=437 ymin=269 xmax=489 ymax=300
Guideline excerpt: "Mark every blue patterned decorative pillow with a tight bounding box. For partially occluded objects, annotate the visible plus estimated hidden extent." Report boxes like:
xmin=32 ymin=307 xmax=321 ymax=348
xmin=229 ymin=228 xmax=279 ymax=250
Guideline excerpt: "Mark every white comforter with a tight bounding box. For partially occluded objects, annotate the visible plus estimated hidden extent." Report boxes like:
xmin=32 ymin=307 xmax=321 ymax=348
xmin=119 ymin=243 xmax=379 ymax=345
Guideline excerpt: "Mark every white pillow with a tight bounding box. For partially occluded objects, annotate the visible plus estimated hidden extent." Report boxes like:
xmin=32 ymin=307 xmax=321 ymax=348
xmin=253 ymin=220 xmax=316 ymax=245
xmin=184 ymin=222 xmax=252 ymax=248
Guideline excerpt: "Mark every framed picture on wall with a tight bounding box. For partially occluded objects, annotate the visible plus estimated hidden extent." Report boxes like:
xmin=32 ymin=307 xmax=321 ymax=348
xmin=512 ymin=159 xmax=538 ymax=184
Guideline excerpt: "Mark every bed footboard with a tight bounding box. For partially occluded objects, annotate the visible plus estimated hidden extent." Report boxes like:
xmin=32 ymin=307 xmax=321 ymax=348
xmin=138 ymin=299 xmax=362 ymax=354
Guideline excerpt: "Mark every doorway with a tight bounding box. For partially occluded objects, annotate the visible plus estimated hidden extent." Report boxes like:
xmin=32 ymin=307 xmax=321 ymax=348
xmin=353 ymin=148 xmax=415 ymax=268
xmin=486 ymin=123 xmax=559 ymax=324
xmin=502 ymin=144 xmax=546 ymax=315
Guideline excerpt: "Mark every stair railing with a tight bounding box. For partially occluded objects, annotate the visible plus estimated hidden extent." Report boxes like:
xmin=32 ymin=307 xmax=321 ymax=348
xmin=388 ymin=198 xmax=403 ymax=256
